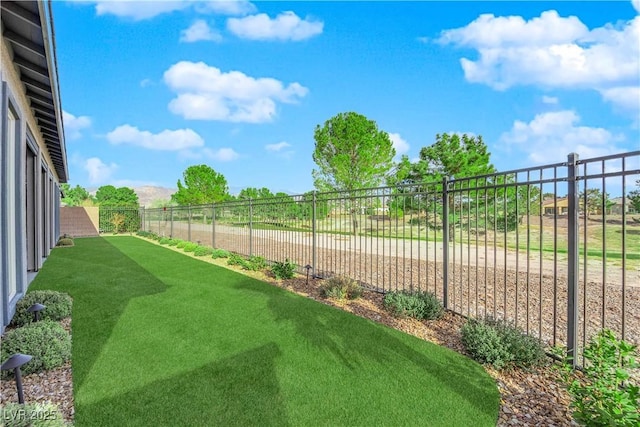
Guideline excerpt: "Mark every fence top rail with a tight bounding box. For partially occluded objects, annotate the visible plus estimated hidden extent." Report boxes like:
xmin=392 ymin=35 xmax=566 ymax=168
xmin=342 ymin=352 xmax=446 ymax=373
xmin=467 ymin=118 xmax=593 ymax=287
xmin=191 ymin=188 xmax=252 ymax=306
xmin=138 ymin=151 xmax=638 ymax=212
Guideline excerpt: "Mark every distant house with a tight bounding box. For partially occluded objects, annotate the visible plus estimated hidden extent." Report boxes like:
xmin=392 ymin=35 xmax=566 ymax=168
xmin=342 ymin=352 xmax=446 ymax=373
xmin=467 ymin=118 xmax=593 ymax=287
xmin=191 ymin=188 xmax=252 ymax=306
xmin=1 ymin=1 xmax=67 ymax=331
xmin=608 ymin=197 xmax=637 ymax=215
xmin=542 ymin=197 xmax=569 ymax=215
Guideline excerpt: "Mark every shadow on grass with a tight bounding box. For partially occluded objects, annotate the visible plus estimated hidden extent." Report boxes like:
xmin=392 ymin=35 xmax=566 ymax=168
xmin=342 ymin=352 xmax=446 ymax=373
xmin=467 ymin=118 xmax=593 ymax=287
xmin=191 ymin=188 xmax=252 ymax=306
xmin=79 ymin=343 xmax=287 ymax=427
xmin=236 ymin=279 xmax=499 ymax=421
xmin=29 ymin=237 xmax=168 ymax=389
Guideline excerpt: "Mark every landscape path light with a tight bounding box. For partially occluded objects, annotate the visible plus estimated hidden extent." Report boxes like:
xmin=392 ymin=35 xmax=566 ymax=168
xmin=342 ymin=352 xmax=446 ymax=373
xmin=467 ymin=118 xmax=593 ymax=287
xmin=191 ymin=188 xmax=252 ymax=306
xmin=27 ymin=303 xmax=46 ymax=322
xmin=1 ymin=353 xmax=33 ymax=404
xmin=304 ymin=264 xmax=313 ymax=286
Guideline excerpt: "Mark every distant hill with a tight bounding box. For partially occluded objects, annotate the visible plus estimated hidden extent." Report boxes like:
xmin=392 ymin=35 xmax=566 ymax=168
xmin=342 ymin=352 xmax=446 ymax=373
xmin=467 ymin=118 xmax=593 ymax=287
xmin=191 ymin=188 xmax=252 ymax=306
xmin=134 ymin=186 xmax=176 ymax=207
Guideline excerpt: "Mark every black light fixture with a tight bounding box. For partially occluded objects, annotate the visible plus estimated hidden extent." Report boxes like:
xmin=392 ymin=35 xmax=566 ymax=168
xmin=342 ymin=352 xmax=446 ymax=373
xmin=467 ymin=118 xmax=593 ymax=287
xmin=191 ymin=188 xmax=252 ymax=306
xmin=1 ymin=353 xmax=33 ymax=403
xmin=304 ymin=264 xmax=313 ymax=286
xmin=27 ymin=303 xmax=46 ymax=322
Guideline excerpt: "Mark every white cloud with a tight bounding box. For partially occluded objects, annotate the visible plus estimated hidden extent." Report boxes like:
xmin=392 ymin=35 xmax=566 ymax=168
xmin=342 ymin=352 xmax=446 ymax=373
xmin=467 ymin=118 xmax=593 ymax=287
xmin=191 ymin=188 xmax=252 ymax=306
xmin=196 ymin=0 xmax=256 ymax=16
xmin=439 ymin=11 xmax=640 ymax=114
xmin=633 ymin=0 xmax=640 ymax=14
xmin=163 ymin=61 xmax=308 ymax=123
xmin=84 ymin=157 xmax=117 ymax=185
xmin=94 ymin=0 xmax=190 ymax=20
xmin=500 ymin=110 xmax=625 ymax=164
xmin=140 ymin=78 xmax=153 ymax=88
xmin=180 ymin=19 xmax=222 ymax=43
xmin=265 ymin=141 xmax=291 ymax=152
xmin=203 ymin=147 xmax=240 ymax=161
xmin=600 ymin=86 xmax=640 ymax=114
xmin=542 ymin=95 xmax=559 ymax=104
xmin=63 ymin=110 xmax=91 ymax=140
xmin=106 ymin=124 xmax=205 ymax=151
xmin=388 ymin=133 xmax=409 ymax=157
xmin=227 ymin=11 xmax=323 ymax=41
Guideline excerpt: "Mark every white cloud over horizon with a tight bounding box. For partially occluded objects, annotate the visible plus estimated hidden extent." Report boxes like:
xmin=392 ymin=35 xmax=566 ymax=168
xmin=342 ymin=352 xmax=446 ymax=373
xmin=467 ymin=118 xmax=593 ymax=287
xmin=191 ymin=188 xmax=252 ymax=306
xmin=89 ymin=0 xmax=254 ymax=20
xmin=180 ymin=19 xmax=222 ymax=43
xmin=500 ymin=110 xmax=625 ymax=164
xmin=227 ymin=11 xmax=323 ymax=41
xmin=63 ymin=110 xmax=92 ymax=140
xmin=84 ymin=157 xmax=118 ymax=185
xmin=163 ymin=61 xmax=308 ymax=123
xmin=542 ymin=95 xmax=559 ymax=105
xmin=439 ymin=10 xmax=640 ymax=116
xmin=388 ymin=133 xmax=410 ymax=158
xmin=106 ymin=124 xmax=205 ymax=151
xmin=265 ymin=141 xmax=291 ymax=152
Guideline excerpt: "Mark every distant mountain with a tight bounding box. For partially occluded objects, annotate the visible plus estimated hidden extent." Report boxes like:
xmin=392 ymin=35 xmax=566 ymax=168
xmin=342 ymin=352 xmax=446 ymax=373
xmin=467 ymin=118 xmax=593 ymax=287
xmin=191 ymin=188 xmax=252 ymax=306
xmin=134 ymin=186 xmax=176 ymax=207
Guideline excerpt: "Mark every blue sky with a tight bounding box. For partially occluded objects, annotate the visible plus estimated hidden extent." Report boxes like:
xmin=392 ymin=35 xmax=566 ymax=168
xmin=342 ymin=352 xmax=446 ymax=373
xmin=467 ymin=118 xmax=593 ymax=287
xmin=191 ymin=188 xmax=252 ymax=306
xmin=56 ymin=0 xmax=640 ymax=196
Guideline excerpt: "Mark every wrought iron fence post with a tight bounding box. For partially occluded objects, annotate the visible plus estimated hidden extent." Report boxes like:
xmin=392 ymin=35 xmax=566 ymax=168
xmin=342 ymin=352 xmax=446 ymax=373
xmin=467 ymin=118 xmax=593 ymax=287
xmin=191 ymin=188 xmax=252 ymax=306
xmin=442 ymin=177 xmax=449 ymax=309
xmin=567 ymin=152 xmax=580 ymax=366
xmin=170 ymin=206 xmax=173 ymax=238
xmin=212 ymin=204 xmax=216 ymax=248
xmin=249 ymin=198 xmax=253 ymax=257
xmin=141 ymin=207 xmax=145 ymax=232
xmin=312 ymin=191 xmax=317 ymax=277
xmin=188 ymin=205 xmax=192 ymax=242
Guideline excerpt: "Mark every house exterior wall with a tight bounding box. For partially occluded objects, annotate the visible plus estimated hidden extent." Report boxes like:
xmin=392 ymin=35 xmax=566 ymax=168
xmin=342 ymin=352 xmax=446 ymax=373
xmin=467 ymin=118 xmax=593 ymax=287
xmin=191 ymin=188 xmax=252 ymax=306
xmin=0 ymin=28 xmax=63 ymax=330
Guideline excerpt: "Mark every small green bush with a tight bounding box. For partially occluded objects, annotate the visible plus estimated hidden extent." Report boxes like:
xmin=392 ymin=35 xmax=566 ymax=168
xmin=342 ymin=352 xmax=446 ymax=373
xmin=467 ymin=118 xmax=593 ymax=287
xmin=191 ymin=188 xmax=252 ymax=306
xmin=461 ymin=318 xmax=547 ymax=370
xmin=0 ymin=321 xmax=72 ymax=377
xmin=383 ymin=290 xmax=443 ymax=320
xmin=56 ymin=237 xmax=74 ymax=247
xmin=553 ymin=329 xmax=639 ymax=426
xmin=176 ymin=240 xmax=188 ymax=249
xmin=167 ymin=239 xmax=180 ymax=246
xmin=183 ymin=242 xmax=198 ymax=252
xmin=245 ymin=256 xmax=267 ymax=271
xmin=193 ymin=246 xmax=214 ymax=257
xmin=158 ymin=237 xmax=171 ymax=245
xmin=211 ymin=248 xmax=230 ymax=259
xmin=320 ymin=275 xmax=362 ymax=300
xmin=1 ymin=402 xmax=68 ymax=427
xmin=271 ymin=259 xmax=297 ymax=279
xmin=11 ymin=291 xmax=72 ymax=327
xmin=227 ymin=252 xmax=246 ymax=267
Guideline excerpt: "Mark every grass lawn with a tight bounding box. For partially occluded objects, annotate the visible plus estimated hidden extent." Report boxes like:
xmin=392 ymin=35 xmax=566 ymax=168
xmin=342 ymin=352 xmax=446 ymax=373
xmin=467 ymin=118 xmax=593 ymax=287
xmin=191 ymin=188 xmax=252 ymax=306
xmin=30 ymin=237 xmax=499 ymax=426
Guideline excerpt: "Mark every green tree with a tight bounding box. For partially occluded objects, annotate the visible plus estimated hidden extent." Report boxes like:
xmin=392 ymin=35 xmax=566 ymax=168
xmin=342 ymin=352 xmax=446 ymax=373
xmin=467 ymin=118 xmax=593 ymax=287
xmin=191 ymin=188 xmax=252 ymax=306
xmin=238 ymin=187 xmax=274 ymax=200
xmin=171 ymin=165 xmax=229 ymax=206
xmin=628 ymin=180 xmax=640 ymax=213
xmin=95 ymin=185 xmax=139 ymax=207
xmin=312 ymin=112 xmax=395 ymax=233
xmin=580 ymin=189 xmax=609 ymax=218
xmin=60 ymin=183 xmax=91 ymax=206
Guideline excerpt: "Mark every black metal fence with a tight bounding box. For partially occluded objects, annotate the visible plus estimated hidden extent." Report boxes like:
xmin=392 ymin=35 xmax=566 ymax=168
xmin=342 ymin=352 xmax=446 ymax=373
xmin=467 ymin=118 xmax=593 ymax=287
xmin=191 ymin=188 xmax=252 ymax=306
xmin=140 ymin=152 xmax=640 ymax=364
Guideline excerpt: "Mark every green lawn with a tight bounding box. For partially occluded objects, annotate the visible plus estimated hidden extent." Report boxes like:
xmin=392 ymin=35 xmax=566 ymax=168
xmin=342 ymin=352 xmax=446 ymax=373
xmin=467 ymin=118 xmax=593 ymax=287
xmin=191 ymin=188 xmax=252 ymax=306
xmin=30 ymin=237 xmax=499 ymax=426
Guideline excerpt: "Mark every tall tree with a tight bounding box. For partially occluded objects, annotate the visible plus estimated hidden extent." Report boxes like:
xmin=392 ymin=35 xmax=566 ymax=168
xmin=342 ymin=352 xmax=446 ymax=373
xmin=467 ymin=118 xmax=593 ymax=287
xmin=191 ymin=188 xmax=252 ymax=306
xmin=238 ymin=187 xmax=274 ymax=200
xmin=312 ymin=112 xmax=395 ymax=234
xmin=629 ymin=180 xmax=640 ymax=213
xmin=95 ymin=185 xmax=139 ymax=207
xmin=171 ymin=165 xmax=229 ymax=206
xmin=60 ymin=183 xmax=91 ymax=206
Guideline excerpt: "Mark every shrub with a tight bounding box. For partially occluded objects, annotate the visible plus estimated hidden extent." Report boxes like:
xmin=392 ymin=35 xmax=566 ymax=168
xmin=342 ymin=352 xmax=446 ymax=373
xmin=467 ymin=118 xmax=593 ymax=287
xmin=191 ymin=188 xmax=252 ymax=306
xmin=211 ymin=248 xmax=230 ymax=259
xmin=271 ymin=259 xmax=297 ymax=280
xmin=193 ymin=246 xmax=214 ymax=257
xmin=183 ymin=242 xmax=198 ymax=252
xmin=56 ymin=237 xmax=74 ymax=247
xmin=11 ymin=291 xmax=72 ymax=327
xmin=383 ymin=290 xmax=443 ymax=320
xmin=1 ymin=402 xmax=68 ymax=427
xmin=227 ymin=252 xmax=246 ymax=267
xmin=167 ymin=239 xmax=180 ymax=246
xmin=176 ymin=240 xmax=188 ymax=249
xmin=320 ymin=275 xmax=362 ymax=300
xmin=553 ymin=329 xmax=639 ymax=426
xmin=110 ymin=213 xmax=126 ymax=234
xmin=0 ymin=321 xmax=72 ymax=377
xmin=159 ymin=237 xmax=171 ymax=245
xmin=245 ymin=256 xmax=267 ymax=271
xmin=461 ymin=317 xmax=546 ymax=370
